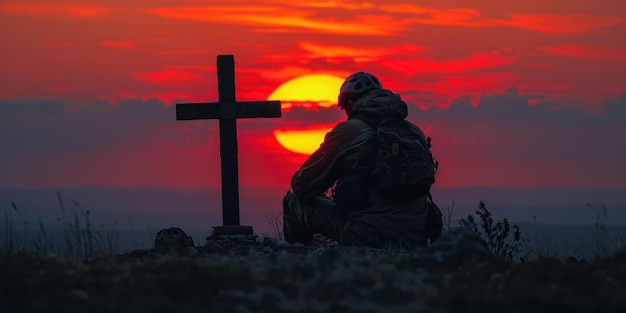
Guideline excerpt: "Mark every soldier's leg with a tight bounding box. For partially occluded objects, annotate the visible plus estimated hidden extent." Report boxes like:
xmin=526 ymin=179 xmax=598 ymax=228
xmin=306 ymin=195 xmax=353 ymax=244
xmin=282 ymin=191 xmax=314 ymax=245
xmin=283 ymin=191 xmax=353 ymax=245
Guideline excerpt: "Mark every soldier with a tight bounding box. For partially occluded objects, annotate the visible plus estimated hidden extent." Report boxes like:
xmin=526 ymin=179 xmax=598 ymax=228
xmin=283 ymin=72 xmax=442 ymax=249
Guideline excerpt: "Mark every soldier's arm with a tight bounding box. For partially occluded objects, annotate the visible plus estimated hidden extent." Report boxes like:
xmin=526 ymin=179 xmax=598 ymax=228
xmin=290 ymin=121 xmax=363 ymax=203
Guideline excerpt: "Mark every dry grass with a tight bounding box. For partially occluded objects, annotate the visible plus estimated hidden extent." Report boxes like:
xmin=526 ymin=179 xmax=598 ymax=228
xmin=1 ymin=192 xmax=120 ymax=262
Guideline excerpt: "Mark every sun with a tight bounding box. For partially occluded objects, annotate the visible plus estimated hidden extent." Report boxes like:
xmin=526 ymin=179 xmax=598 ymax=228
xmin=268 ymin=74 xmax=344 ymax=109
xmin=268 ymin=74 xmax=344 ymax=155
xmin=273 ymin=128 xmax=332 ymax=155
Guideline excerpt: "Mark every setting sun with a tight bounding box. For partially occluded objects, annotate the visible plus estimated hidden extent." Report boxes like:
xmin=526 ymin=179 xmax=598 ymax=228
xmin=268 ymin=74 xmax=344 ymax=109
xmin=269 ymin=74 xmax=344 ymax=155
xmin=273 ymin=128 xmax=332 ymax=155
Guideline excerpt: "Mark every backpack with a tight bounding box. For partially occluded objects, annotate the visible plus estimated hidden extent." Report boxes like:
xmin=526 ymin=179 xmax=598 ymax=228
xmin=367 ymin=117 xmax=437 ymax=201
xmin=367 ymin=117 xmax=442 ymax=242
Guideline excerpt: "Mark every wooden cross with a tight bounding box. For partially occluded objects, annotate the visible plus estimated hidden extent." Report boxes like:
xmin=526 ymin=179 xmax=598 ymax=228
xmin=176 ymin=55 xmax=281 ymax=226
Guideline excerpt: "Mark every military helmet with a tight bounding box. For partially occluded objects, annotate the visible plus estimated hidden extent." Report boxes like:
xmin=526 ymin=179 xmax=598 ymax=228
xmin=338 ymin=72 xmax=382 ymax=109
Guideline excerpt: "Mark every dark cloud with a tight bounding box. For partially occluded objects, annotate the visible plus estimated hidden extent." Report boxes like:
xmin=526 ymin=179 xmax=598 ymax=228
xmin=3 ymin=90 xmax=624 ymax=159
xmin=409 ymin=88 xmax=596 ymax=125
xmin=0 ymin=99 xmax=66 ymax=115
xmin=603 ymin=91 xmax=626 ymax=123
xmin=91 ymin=97 xmax=173 ymax=123
xmin=405 ymin=88 xmax=626 ymax=165
xmin=1 ymin=90 xmax=625 ymax=188
xmin=0 ymin=98 xmax=199 ymax=157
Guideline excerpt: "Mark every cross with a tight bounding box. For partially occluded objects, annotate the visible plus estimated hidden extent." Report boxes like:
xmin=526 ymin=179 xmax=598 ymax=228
xmin=176 ymin=55 xmax=281 ymax=226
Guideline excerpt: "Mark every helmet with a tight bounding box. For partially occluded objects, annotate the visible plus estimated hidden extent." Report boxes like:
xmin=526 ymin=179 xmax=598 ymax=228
xmin=338 ymin=72 xmax=382 ymax=108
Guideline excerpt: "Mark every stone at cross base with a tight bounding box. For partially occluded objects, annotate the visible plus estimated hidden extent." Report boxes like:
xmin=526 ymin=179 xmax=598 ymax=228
xmin=176 ymin=54 xmax=281 ymax=246
xmin=204 ymin=225 xmax=259 ymax=253
xmin=154 ymin=227 xmax=196 ymax=255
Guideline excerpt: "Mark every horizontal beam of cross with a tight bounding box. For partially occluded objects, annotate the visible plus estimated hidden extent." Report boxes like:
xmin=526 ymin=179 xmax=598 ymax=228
xmin=176 ymin=101 xmax=281 ymax=120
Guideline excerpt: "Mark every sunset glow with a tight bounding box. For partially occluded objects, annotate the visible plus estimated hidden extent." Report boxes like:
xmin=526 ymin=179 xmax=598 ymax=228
xmin=0 ymin=0 xmax=624 ymax=191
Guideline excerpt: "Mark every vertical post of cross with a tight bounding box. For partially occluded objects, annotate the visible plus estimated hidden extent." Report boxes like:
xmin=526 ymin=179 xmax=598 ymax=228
xmin=216 ymin=55 xmax=240 ymax=225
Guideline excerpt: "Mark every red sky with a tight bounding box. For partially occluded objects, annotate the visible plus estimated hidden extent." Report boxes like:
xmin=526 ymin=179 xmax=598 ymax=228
xmin=1 ymin=0 xmax=625 ymax=191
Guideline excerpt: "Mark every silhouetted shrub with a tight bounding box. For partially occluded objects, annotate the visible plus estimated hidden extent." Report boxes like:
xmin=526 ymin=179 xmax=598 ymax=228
xmin=459 ymin=201 xmax=528 ymax=262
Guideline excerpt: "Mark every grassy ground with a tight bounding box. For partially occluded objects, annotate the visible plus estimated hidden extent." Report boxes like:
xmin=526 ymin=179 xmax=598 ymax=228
xmin=2 ymin=198 xmax=625 ymax=312
xmin=1 ymin=242 xmax=625 ymax=313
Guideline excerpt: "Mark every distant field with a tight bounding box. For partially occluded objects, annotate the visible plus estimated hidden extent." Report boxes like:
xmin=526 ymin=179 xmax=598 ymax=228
xmin=2 ymin=186 xmax=625 ymax=260
xmin=516 ymin=223 xmax=626 ymax=259
xmin=3 ymin=222 xmax=624 ymax=262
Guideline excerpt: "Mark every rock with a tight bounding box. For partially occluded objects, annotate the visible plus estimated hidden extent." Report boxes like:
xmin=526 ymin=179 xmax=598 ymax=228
xmin=70 ymin=289 xmax=88 ymax=301
xmin=154 ymin=227 xmax=195 ymax=254
xmin=262 ymin=237 xmax=280 ymax=247
xmin=186 ymin=246 xmax=200 ymax=256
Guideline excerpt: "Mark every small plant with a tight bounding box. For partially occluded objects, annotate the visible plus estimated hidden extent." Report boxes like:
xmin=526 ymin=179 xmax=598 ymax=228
xmin=588 ymin=203 xmax=620 ymax=258
xmin=2 ymin=205 xmax=16 ymax=254
xmin=442 ymin=200 xmax=455 ymax=232
xmin=459 ymin=201 xmax=528 ymax=262
xmin=265 ymin=212 xmax=284 ymax=240
xmin=530 ymin=214 xmax=558 ymax=259
xmin=2 ymin=201 xmax=30 ymax=254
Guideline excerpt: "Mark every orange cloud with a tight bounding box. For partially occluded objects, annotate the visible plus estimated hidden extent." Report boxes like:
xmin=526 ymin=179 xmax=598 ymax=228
xmin=416 ymin=73 xmax=518 ymax=108
xmin=100 ymin=40 xmax=136 ymax=50
xmin=379 ymin=4 xmax=482 ymax=26
xmin=538 ymin=44 xmax=626 ymax=61
xmin=154 ymin=50 xmax=209 ymax=56
xmin=257 ymin=42 xmax=431 ymax=81
xmin=258 ymin=0 xmax=376 ymax=10
xmin=382 ymin=51 xmax=519 ymax=76
xmin=102 ymin=91 xmax=202 ymax=106
xmin=298 ymin=42 xmax=429 ymax=62
xmin=170 ymin=65 xmax=215 ymax=72
xmin=0 ymin=2 xmax=117 ymax=18
xmin=377 ymin=4 xmax=624 ymax=34
xmin=133 ymin=71 xmax=202 ymax=87
xmin=142 ymin=6 xmax=408 ymax=35
xmin=245 ymin=66 xmax=337 ymax=83
xmin=258 ymin=44 xmax=519 ymax=106
xmin=487 ymin=14 xmax=625 ymax=34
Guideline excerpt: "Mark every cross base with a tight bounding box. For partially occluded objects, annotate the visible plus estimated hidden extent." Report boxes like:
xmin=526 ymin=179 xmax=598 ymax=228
xmin=205 ymin=225 xmax=258 ymax=250
xmin=211 ymin=225 xmax=254 ymax=236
